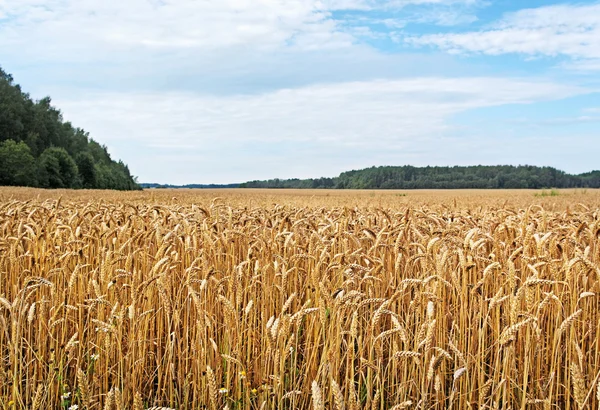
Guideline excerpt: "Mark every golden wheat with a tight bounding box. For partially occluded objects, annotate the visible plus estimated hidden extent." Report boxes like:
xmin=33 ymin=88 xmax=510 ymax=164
xmin=0 ymin=187 xmax=599 ymax=409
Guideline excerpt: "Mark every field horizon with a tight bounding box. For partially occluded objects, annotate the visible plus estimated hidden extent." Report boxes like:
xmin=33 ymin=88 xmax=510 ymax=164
xmin=2 ymin=186 xmax=598 ymax=202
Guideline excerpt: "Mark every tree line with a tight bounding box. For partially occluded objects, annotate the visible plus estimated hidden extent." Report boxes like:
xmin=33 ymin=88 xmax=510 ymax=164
xmin=241 ymin=165 xmax=600 ymax=189
xmin=0 ymin=66 xmax=140 ymax=190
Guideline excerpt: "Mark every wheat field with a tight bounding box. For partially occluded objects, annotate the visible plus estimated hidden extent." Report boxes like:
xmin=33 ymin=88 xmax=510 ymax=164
xmin=0 ymin=187 xmax=599 ymax=409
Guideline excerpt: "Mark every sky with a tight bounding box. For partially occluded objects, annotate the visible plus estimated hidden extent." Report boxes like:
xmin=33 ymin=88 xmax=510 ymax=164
xmin=0 ymin=0 xmax=599 ymax=184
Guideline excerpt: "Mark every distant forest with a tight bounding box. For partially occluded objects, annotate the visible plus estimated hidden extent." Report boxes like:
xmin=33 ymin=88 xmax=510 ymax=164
xmin=0 ymin=66 xmax=139 ymax=190
xmin=240 ymin=165 xmax=600 ymax=189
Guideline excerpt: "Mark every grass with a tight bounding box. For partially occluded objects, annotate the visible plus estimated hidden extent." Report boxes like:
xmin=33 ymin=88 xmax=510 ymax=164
xmin=0 ymin=187 xmax=599 ymax=409
xmin=535 ymin=189 xmax=561 ymax=197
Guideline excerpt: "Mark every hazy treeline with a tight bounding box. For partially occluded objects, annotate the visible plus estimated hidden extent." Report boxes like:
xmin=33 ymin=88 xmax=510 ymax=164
xmin=0 ymin=67 xmax=140 ymax=190
xmin=241 ymin=165 xmax=600 ymax=189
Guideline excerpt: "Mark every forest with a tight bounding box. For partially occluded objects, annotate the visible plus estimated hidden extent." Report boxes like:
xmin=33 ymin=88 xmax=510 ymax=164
xmin=241 ymin=165 xmax=600 ymax=189
xmin=0 ymin=66 xmax=139 ymax=190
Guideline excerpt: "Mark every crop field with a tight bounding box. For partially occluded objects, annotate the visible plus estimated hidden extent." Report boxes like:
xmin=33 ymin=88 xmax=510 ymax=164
xmin=0 ymin=187 xmax=599 ymax=409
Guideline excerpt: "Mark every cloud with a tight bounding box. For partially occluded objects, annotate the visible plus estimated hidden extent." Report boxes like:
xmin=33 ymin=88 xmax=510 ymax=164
xmin=511 ymin=115 xmax=600 ymax=126
xmin=0 ymin=0 xmax=483 ymax=61
xmin=409 ymin=8 xmax=478 ymax=26
xmin=406 ymin=3 xmax=600 ymax=66
xmin=323 ymin=0 xmax=481 ymax=10
xmin=0 ymin=0 xmax=352 ymax=60
xmin=57 ymin=76 xmax=584 ymax=145
xmin=562 ymin=59 xmax=600 ymax=72
xmin=0 ymin=0 xmax=487 ymax=96
xmin=51 ymin=76 xmax=590 ymax=183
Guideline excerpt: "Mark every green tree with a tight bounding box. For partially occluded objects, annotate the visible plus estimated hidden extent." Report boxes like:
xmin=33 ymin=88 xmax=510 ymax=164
xmin=38 ymin=147 xmax=80 ymax=188
xmin=0 ymin=139 xmax=38 ymax=186
xmin=76 ymin=152 xmax=97 ymax=188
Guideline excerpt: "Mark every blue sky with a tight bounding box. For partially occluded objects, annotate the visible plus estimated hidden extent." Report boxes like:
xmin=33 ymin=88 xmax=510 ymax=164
xmin=1 ymin=0 xmax=599 ymax=184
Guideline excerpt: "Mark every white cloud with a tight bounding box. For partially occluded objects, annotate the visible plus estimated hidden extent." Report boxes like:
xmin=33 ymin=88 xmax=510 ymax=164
xmin=57 ymin=76 xmax=584 ymax=145
xmin=0 ymin=0 xmax=352 ymax=58
xmin=323 ymin=0 xmax=480 ymax=10
xmin=0 ymin=0 xmax=483 ymax=61
xmin=407 ymin=3 xmax=600 ymax=65
xmin=522 ymin=115 xmax=600 ymax=126
xmin=410 ymin=8 xmax=478 ymax=26
xmin=562 ymin=59 xmax=600 ymax=72
xmin=51 ymin=76 xmax=590 ymax=183
xmin=341 ymin=4 xmax=478 ymax=33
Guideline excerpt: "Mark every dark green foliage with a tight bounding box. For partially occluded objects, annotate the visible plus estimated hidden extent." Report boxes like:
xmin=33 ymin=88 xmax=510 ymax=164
xmin=577 ymin=171 xmax=600 ymax=188
xmin=95 ymin=161 xmax=139 ymax=191
xmin=241 ymin=165 xmax=600 ymax=189
xmin=0 ymin=66 xmax=140 ymax=190
xmin=37 ymin=149 xmax=62 ymax=188
xmin=0 ymin=139 xmax=38 ymax=186
xmin=76 ymin=152 xmax=97 ymax=188
xmin=38 ymin=147 xmax=80 ymax=188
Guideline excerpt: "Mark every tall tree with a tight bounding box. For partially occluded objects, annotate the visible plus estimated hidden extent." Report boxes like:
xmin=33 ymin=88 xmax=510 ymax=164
xmin=76 ymin=152 xmax=97 ymax=189
xmin=38 ymin=147 xmax=80 ymax=189
xmin=0 ymin=139 xmax=38 ymax=186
